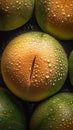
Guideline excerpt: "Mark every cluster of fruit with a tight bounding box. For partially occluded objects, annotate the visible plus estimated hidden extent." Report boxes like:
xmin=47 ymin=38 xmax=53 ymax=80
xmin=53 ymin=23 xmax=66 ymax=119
xmin=0 ymin=0 xmax=73 ymax=130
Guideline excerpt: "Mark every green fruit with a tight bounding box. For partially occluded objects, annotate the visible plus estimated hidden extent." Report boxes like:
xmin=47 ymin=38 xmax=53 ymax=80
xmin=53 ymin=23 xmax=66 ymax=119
xmin=69 ymin=51 xmax=73 ymax=85
xmin=0 ymin=0 xmax=34 ymax=31
xmin=35 ymin=0 xmax=73 ymax=40
xmin=1 ymin=32 xmax=68 ymax=102
xmin=0 ymin=87 xmax=26 ymax=130
xmin=30 ymin=93 xmax=73 ymax=130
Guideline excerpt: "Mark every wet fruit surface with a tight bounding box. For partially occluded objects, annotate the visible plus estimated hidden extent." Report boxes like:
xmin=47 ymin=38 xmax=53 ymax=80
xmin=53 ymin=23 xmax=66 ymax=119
xmin=0 ymin=4 xmax=73 ymax=130
xmin=69 ymin=51 xmax=73 ymax=86
xmin=0 ymin=88 xmax=26 ymax=130
xmin=0 ymin=0 xmax=34 ymax=30
xmin=30 ymin=93 xmax=73 ymax=130
xmin=35 ymin=0 xmax=73 ymax=40
xmin=1 ymin=32 xmax=68 ymax=101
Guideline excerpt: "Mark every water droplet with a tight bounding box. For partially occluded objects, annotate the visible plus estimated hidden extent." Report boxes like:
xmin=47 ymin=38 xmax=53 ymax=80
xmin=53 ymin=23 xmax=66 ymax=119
xmin=53 ymin=83 xmax=55 ymax=86
xmin=57 ymin=5 xmax=60 ymax=8
xmin=49 ymin=69 xmax=52 ymax=73
xmin=62 ymin=12 xmax=65 ymax=15
xmin=19 ymin=2 xmax=22 ymax=5
xmin=55 ymin=1 xmax=58 ymax=4
xmin=16 ymin=0 xmax=19 ymax=4
xmin=47 ymin=59 xmax=50 ymax=63
xmin=59 ymin=105 xmax=62 ymax=109
xmin=47 ymin=8 xmax=50 ymax=11
xmin=34 ymin=79 xmax=38 ymax=82
xmin=50 ymin=54 xmax=52 ymax=57
xmin=50 ymin=108 xmax=53 ymax=111
xmin=6 ymin=6 xmax=9 ymax=9
xmin=45 ymin=75 xmax=49 ymax=79
xmin=10 ymin=2 xmax=13 ymax=6
xmin=48 ymin=63 xmax=52 ymax=67
xmin=12 ymin=5 xmax=15 ymax=8
xmin=62 ymin=118 xmax=65 ymax=122
xmin=44 ymin=59 xmax=47 ymax=62
xmin=67 ymin=14 xmax=70 ymax=17
xmin=62 ymin=20 xmax=64 ymax=23
xmin=53 ymin=14 xmax=56 ymax=17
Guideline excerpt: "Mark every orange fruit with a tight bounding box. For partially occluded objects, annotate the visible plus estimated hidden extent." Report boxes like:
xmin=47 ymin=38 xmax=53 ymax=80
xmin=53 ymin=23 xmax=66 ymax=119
xmin=1 ymin=32 xmax=68 ymax=101
xmin=35 ymin=0 xmax=73 ymax=40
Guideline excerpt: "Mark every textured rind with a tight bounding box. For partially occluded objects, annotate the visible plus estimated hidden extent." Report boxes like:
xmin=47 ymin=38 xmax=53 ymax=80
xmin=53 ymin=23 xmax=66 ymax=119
xmin=35 ymin=0 xmax=73 ymax=40
xmin=0 ymin=87 xmax=26 ymax=130
xmin=0 ymin=0 xmax=34 ymax=30
xmin=30 ymin=93 xmax=73 ymax=130
xmin=69 ymin=51 xmax=73 ymax=86
xmin=1 ymin=32 xmax=68 ymax=101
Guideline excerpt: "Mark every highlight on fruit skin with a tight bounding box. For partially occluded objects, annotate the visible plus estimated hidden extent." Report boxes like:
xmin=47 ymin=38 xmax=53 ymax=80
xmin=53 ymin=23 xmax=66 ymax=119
xmin=1 ymin=31 xmax=68 ymax=102
xmin=35 ymin=0 xmax=73 ymax=40
xmin=69 ymin=50 xmax=73 ymax=86
xmin=30 ymin=92 xmax=73 ymax=130
xmin=0 ymin=0 xmax=34 ymax=31
xmin=0 ymin=87 xmax=26 ymax=130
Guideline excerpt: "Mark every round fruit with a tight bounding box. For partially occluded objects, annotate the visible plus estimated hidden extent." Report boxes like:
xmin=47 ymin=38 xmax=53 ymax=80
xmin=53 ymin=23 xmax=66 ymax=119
xmin=35 ymin=0 xmax=73 ymax=40
xmin=30 ymin=92 xmax=73 ymax=130
xmin=0 ymin=87 xmax=26 ymax=130
xmin=69 ymin=50 xmax=73 ymax=85
xmin=0 ymin=0 xmax=34 ymax=31
xmin=1 ymin=32 xmax=68 ymax=101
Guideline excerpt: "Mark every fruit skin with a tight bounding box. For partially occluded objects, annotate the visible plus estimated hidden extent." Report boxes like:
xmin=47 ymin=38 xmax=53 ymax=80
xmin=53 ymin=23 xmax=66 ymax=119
xmin=0 ymin=87 xmax=26 ymax=130
xmin=1 ymin=31 xmax=68 ymax=102
xmin=35 ymin=0 xmax=73 ymax=40
xmin=30 ymin=92 xmax=73 ymax=130
xmin=0 ymin=0 xmax=34 ymax=31
xmin=69 ymin=51 xmax=73 ymax=86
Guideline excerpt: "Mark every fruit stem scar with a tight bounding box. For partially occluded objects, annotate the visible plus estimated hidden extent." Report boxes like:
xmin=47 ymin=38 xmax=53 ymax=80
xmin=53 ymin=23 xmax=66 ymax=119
xmin=30 ymin=56 xmax=36 ymax=81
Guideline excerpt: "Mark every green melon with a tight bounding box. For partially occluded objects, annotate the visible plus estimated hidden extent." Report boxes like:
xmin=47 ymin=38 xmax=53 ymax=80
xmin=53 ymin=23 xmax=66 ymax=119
xmin=30 ymin=93 xmax=73 ymax=130
xmin=0 ymin=0 xmax=34 ymax=31
xmin=0 ymin=87 xmax=26 ymax=130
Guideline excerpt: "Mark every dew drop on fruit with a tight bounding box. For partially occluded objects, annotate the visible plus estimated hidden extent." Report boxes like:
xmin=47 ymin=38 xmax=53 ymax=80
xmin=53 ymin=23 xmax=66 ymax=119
xmin=16 ymin=0 xmax=19 ymax=4
xmin=48 ymin=63 xmax=52 ymax=67
xmin=55 ymin=1 xmax=58 ymax=4
xmin=62 ymin=118 xmax=65 ymax=122
xmin=49 ymin=69 xmax=52 ymax=73
xmin=45 ymin=75 xmax=49 ymax=79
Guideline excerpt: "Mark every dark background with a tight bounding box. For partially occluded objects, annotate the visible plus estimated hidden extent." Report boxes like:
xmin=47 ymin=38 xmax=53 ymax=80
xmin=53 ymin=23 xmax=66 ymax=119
xmin=0 ymin=14 xmax=73 ymax=129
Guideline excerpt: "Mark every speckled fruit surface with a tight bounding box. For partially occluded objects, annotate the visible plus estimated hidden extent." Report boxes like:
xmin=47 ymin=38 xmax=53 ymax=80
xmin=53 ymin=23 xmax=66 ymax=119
xmin=30 ymin=93 xmax=73 ymax=130
xmin=0 ymin=87 xmax=26 ymax=130
xmin=1 ymin=31 xmax=68 ymax=101
xmin=0 ymin=0 xmax=34 ymax=31
xmin=69 ymin=51 xmax=73 ymax=86
xmin=35 ymin=0 xmax=73 ymax=40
